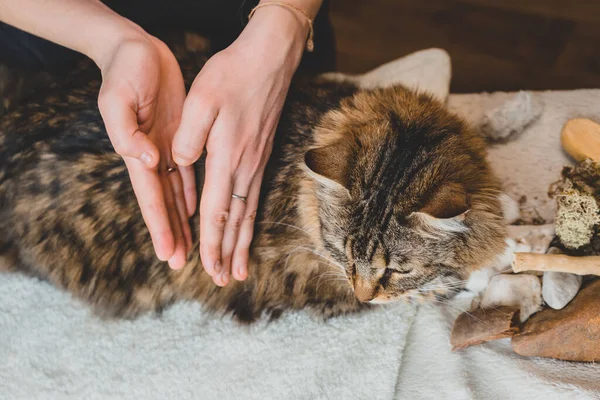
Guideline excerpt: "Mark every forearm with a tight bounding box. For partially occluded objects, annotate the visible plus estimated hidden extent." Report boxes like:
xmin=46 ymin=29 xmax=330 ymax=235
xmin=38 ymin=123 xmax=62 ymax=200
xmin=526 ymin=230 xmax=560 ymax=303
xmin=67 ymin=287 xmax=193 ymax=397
xmin=0 ymin=0 xmax=147 ymax=67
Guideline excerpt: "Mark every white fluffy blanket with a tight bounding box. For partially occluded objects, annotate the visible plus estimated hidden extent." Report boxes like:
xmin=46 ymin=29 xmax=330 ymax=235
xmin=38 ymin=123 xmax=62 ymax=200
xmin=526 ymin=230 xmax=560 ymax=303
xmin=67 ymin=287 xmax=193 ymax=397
xmin=2 ymin=51 xmax=600 ymax=399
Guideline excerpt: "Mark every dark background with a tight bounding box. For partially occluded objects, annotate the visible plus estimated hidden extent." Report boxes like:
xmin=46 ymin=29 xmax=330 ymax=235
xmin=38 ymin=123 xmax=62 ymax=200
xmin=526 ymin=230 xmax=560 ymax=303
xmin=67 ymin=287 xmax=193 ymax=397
xmin=328 ymin=0 xmax=600 ymax=93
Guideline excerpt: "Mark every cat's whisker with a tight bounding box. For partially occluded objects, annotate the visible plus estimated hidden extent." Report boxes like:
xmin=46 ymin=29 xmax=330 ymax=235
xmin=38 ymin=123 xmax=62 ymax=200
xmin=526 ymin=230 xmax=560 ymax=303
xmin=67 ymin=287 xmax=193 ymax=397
xmin=281 ymin=245 xmax=346 ymax=272
xmin=419 ymin=266 xmax=514 ymax=295
xmin=422 ymin=284 xmax=516 ymax=324
xmin=252 ymin=243 xmax=321 ymax=250
xmin=315 ymin=271 xmax=347 ymax=278
xmin=421 ymin=280 xmax=468 ymax=289
xmin=431 ymin=295 xmax=517 ymax=330
xmin=419 ymin=280 xmax=468 ymax=292
xmin=418 ymin=287 xmax=463 ymax=294
xmin=419 ymin=286 xmax=466 ymax=293
xmin=489 ymin=267 xmax=513 ymax=277
xmin=282 ymin=245 xmax=308 ymax=271
xmin=258 ymin=221 xmax=316 ymax=239
xmin=316 ymin=277 xmax=349 ymax=292
xmin=303 ymin=266 xmax=349 ymax=292
xmin=469 ymin=301 xmax=516 ymax=319
xmin=309 ymin=271 xmax=347 ymax=285
xmin=427 ymin=297 xmax=486 ymax=325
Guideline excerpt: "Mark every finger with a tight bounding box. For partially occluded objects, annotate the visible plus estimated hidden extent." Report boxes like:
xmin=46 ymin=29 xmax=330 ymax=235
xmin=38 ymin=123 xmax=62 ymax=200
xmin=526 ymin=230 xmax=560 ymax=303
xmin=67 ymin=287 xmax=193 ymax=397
xmin=172 ymin=91 xmax=218 ymax=166
xmin=98 ymin=87 xmax=159 ymax=168
xmin=161 ymin=171 xmax=188 ymax=270
xmin=179 ymin=165 xmax=197 ymax=218
xmin=199 ymin=153 xmax=233 ymax=278
xmin=216 ymin=179 xmax=250 ymax=286
xmin=124 ymin=159 xmax=175 ymax=261
xmin=168 ymin=167 xmax=193 ymax=252
xmin=231 ymin=173 xmax=262 ymax=281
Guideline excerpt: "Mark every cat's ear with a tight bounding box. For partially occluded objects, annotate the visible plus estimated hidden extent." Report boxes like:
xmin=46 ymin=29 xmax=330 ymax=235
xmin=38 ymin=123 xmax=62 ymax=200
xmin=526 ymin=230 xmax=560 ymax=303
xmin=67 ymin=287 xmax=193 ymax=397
xmin=412 ymin=183 xmax=470 ymax=232
xmin=304 ymin=141 xmax=353 ymax=192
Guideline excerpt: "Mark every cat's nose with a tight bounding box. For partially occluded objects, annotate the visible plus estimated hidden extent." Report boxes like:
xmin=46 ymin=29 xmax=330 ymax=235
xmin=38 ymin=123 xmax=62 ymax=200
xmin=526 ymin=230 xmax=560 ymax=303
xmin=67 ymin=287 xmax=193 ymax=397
xmin=353 ymin=278 xmax=376 ymax=302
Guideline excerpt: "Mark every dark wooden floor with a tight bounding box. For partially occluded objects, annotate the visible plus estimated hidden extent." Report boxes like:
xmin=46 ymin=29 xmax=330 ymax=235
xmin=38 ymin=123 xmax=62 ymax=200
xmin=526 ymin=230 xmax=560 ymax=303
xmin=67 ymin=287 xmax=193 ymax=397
xmin=328 ymin=0 xmax=600 ymax=93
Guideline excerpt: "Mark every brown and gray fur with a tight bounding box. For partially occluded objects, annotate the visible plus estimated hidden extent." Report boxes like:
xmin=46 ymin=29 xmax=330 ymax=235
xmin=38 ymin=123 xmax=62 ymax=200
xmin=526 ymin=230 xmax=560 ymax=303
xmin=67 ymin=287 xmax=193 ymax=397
xmin=0 ymin=39 xmax=507 ymax=322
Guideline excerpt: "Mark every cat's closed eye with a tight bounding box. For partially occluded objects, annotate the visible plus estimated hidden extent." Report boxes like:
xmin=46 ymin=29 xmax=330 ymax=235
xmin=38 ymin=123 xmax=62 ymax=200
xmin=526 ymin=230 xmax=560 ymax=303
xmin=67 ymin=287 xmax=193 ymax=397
xmin=388 ymin=254 xmax=411 ymax=274
xmin=385 ymin=267 xmax=412 ymax=276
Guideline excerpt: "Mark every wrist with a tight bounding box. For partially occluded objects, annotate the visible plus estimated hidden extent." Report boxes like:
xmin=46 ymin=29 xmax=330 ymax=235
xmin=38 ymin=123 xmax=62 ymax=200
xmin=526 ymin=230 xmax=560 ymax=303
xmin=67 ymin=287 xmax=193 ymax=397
xmin=243 ymin=5 xmax=311 ymax=69
xmin=84 ymin=17 xmax=150 ymax=70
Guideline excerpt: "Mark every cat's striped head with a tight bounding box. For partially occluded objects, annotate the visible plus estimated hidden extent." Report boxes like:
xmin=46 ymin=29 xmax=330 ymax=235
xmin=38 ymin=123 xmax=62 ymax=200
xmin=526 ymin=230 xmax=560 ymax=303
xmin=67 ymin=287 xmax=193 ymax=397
xmin=303 ymin=85 xmax=506 ymax=304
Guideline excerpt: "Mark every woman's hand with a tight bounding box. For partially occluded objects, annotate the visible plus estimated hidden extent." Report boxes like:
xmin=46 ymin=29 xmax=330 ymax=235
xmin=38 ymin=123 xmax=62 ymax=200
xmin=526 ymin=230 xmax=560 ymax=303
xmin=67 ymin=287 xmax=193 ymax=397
xmin=172 ymin=5 xmax=312 ymax=286
xmin=0 ymin=0 xmax=195 ymax=268
xmin=97 ymin=35 xmax=194 ymax=269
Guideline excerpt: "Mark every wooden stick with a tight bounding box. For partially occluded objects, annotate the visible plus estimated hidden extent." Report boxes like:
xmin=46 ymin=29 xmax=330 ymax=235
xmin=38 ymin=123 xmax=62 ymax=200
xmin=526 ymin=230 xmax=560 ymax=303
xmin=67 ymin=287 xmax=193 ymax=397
xmin=512 ymin=253 xmax=600 ymax=276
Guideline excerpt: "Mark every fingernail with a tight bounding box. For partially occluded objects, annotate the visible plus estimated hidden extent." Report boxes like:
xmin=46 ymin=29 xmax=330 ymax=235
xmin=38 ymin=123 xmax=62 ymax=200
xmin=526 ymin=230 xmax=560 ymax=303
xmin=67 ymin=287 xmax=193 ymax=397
xmin=140 ymin=152 xmax=153 ymax=166
xmin=221 ymin=271 xmax=229 ymax=285
xmin=214 ymin=261 xmax=222 ymax=274
xmin=172 ymin=152 xmax=189 ymax=166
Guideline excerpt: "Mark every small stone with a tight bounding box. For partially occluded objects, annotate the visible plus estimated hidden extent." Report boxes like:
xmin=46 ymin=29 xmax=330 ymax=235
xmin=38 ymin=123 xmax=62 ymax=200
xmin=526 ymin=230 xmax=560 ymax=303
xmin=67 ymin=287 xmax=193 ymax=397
xmin=480 ymin=274 xmax=543 ymax=322
xmin=480 ymin=91 xmax=543 ymax=141
xmin=542 ymin=271 xmax=582 ymax=310
xmin=512 ymin=279 xmax=600 ymax=362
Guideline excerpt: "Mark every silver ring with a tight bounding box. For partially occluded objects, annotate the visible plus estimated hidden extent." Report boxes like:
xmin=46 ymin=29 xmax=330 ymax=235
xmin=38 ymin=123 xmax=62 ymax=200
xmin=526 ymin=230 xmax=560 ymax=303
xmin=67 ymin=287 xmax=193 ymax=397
xmin=231 ymin=193 xmax=247 ymax=204
xmin=166 ymin=166 xmax=177 ymax=174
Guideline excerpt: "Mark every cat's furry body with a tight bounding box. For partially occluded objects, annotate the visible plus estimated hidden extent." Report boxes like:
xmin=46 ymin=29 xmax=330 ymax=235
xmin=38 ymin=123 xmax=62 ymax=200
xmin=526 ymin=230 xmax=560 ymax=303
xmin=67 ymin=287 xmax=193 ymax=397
xmin=0 ymin=44 xmax=506 ymax=322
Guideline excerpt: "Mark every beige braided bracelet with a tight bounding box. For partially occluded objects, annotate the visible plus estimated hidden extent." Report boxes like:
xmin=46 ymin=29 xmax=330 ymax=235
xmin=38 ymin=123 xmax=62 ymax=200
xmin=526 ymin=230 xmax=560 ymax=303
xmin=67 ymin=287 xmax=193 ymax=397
xmin=248 ymin=1 xmax=315 ymax=52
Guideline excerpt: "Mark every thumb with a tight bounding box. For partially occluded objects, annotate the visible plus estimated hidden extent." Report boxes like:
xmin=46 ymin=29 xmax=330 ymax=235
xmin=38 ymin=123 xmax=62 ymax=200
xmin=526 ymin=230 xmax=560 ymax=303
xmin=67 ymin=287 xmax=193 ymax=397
xmin=172 ymin=93 xmax=217 ymax=167
xmin=98 ymin=88 xmax=160 ymax=168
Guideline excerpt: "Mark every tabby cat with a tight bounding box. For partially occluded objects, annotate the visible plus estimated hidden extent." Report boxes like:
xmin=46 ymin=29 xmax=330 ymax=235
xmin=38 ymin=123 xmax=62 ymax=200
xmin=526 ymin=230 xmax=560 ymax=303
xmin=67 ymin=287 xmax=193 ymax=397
xmin=0 ymin=39 xmax=506 ymax=322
